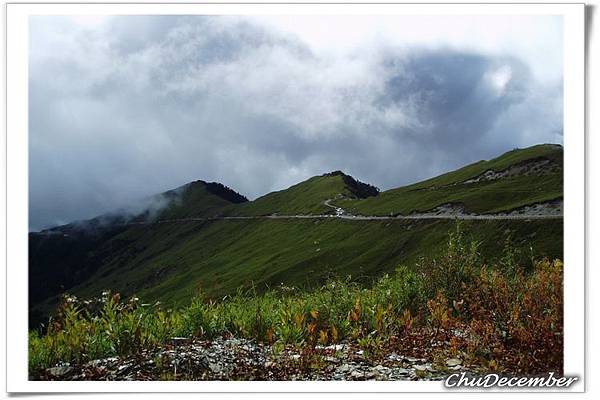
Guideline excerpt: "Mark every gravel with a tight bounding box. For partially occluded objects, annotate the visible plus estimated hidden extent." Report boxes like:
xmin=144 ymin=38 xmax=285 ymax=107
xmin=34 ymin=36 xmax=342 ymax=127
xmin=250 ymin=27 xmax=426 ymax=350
xmin=33 ymin=337 xmax=477 ymax=381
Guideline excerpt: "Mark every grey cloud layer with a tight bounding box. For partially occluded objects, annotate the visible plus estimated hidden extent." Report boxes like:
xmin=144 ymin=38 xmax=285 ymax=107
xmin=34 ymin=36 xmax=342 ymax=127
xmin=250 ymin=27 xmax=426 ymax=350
xmin=29 ymin=16 xmax=563 ymax=230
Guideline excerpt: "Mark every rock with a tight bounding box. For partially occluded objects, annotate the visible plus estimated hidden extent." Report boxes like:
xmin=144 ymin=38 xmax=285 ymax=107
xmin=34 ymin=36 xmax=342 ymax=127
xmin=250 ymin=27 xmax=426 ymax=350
xmin=446 ymin=358 xmax=462 ymax=367
xmin=350 ymin=370 xmax=363 ymax=379
xmin=411 ymin=363 xmax=436 ymax=372
xmin=451 ymin=329 xmax=467 ymax=338
xmin=350 ymin=369 xmax=375 ymax=380
xmin=34 ymin=336 xmax=480 ymax=381
xmin=336 ymin=364 xmax=351 ymax=373
xmin=208 ymin=362 xmax=222 ymax=373
xmin=84 ymin=359 xmax=104 ymax=368
xmin=371 ymin=365 xmax=390 ymax=377
xmin=47 ymin=366 xmax=73 ymax=378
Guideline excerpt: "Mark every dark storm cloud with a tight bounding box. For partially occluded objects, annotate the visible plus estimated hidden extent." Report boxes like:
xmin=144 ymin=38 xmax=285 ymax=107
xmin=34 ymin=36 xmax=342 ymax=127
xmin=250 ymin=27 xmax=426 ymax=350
xmin=28 ymin=16 xmax=563 ymax=230
xmin=377 ymin=51 xmax=534 ymax=162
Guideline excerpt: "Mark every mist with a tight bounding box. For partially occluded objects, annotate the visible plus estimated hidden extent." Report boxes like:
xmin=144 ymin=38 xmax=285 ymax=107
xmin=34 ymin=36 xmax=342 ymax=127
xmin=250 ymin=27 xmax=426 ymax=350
xmin=29 ymin=15 xmax=563 ymax=230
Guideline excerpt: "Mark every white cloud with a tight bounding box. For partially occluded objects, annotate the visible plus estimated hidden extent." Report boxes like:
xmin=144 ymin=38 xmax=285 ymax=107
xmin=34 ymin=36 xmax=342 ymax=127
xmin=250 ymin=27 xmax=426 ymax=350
xmin=28 ymin=15 xmax=563 ymax=230
xmin=252 ymin=15 xmax=562 ymax=84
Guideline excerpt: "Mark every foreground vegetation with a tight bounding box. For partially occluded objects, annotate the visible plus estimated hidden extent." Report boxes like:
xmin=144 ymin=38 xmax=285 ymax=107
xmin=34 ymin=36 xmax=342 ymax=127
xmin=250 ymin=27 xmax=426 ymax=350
xmin=29 ymin=225 xmax=563 ymax=377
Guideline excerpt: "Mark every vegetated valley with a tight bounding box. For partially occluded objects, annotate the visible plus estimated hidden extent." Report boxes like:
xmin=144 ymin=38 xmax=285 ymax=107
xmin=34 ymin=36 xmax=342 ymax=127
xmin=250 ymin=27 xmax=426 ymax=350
xmin=29 ymin=144 xmax=564 ymax=381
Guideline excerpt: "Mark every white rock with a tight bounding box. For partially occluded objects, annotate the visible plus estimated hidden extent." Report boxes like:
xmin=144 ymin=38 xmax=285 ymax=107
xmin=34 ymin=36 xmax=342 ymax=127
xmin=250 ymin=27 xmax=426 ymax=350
xmin=446 ymin=358 xmax=462 ymax=367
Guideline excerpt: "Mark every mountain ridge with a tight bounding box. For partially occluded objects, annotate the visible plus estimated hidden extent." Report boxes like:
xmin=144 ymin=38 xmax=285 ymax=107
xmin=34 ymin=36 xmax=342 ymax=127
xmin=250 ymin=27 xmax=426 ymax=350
xmin=34 ymin=144 xmax=562 ymax=233
xmin=29 ymin=144 xmax=564 ymax=329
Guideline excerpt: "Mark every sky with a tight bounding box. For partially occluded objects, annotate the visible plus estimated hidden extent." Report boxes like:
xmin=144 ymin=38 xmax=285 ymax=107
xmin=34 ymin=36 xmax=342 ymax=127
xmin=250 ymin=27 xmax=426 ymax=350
xmin=29 ymin=14 xmax=563 ymax=230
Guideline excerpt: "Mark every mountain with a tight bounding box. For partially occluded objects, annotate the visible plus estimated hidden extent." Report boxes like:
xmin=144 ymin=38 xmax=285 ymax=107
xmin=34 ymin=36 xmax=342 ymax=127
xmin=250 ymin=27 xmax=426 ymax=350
xmin=342 ymin=144 xmax=563 ymax=216
xmin=229 ymin=171 xmax=378 ymax=216
xmin=151 ymin=180 xmax=248 ymax=220
xmin=28 ymin=180 xmax=247 ymax=323
xmin=29 ymin=144 xmax=563 ymax=329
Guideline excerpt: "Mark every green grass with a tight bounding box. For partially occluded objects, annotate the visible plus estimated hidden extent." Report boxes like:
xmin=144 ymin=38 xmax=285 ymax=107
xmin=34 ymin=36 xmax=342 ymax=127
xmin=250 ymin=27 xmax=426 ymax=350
xmin=340 ymin=144 xmax=563 ymax=216
xmin=400 ymin=143 xmax=562 ymax=190
xmin=343 ymin=174 xmax=562 ymax=216
xmin=226 ymin=173 xmax=353 ymax=216
xmin=29 ymin=226 xmax=564 ymax=376
xmin=153 ymin=181 xmax=239 ymax=220
xmin=31 ymin=216 xmax=562 ymax=322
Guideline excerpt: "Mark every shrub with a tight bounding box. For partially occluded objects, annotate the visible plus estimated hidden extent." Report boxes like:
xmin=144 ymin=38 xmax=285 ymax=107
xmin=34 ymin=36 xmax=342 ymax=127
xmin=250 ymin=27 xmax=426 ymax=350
xmin=454 ymin=258 xmax=563 ymax=373
xmin=418 ymin=222 xmax=480 ymax=302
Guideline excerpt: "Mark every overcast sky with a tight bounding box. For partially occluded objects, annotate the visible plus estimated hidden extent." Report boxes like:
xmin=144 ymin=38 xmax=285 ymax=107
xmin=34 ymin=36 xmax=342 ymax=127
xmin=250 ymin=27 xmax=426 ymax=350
xmin=29 ymin=15 xmax=563 ymax=230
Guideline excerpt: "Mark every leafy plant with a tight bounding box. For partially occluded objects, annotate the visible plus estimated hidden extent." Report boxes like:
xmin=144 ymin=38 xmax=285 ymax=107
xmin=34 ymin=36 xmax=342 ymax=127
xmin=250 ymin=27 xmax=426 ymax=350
xmin=29 ymin=229 xmax=563 ymax=376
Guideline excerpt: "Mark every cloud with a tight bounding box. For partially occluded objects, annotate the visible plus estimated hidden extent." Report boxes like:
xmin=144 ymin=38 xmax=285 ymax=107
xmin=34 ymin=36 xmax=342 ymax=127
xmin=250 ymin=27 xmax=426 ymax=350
xmin=28 ymin=15 xmax=563 ymax=230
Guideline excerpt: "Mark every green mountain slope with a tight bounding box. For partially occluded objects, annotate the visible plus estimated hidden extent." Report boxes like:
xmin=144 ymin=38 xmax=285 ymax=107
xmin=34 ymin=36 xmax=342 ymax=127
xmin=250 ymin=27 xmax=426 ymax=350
xmin=29 ymin=180 xmax=246 ymax=321
xmin=29 ymin=144 xmax=563 ymax=328
xmin=70 ymin=218 xmax=562 ymax=306
xmin=31 ymin=214 xmax=562 ymax=328
xmin=228 ymin=171 xmax=378 ymax=216
xmin=152 ymin=180 xmax=248 ymax=220
xmin=339 ymin=144 xmax=563 ymax=216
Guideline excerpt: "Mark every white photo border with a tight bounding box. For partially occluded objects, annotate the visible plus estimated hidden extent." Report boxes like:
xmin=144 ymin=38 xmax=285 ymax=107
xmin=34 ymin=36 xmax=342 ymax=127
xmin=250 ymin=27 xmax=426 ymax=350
xmin=6 ymin=2 xmax=586 ymax=393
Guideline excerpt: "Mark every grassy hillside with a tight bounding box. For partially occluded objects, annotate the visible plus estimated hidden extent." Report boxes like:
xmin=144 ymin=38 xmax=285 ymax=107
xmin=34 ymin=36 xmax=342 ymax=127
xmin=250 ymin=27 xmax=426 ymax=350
xmin=29 ymin=144 xmax=563 ymax=328
xmin=149 ymin=180 xmax=248 ymax=220
xmin=339 ymin=144 xmax=563 ymax=216
xmin=29 ymin=180 xmax=246 ymax=322
xmin=227 ymin=171 xmax=378 ymax=216
xmin=31 ymin=216 xmax=562 ymax=325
